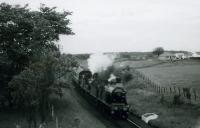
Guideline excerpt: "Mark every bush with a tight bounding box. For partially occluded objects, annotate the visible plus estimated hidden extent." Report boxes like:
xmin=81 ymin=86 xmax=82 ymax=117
xmin=122 ymin=72 xmax=133 ymax=83
xmin=160 ymin=95 xmax=165 ymax=104
xmin=173 ymin=94 xmax=183 ymax=105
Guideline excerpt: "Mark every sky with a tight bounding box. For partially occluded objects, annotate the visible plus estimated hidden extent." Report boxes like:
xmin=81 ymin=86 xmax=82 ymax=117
xmin=1 ymin=0 xmax=200 ymax=54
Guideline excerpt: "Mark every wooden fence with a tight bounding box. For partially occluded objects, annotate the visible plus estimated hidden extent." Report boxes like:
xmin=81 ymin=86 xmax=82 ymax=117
xmin=132 ymin=69 xmax=200 ymax=104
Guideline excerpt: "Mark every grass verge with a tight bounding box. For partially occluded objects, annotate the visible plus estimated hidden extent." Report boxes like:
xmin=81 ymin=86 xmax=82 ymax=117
xmin=125 ymin=73 xmax=200 ymax=128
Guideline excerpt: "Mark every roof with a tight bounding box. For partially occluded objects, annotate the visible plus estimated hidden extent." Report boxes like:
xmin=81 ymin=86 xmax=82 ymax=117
xmin=159 ymin=52 xmax=175 ymax=57
xmin=192 ymin=52 xmax=200 ymax=57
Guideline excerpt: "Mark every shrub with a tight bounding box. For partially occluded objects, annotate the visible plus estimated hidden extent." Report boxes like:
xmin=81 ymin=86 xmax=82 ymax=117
xmin=160 ymin=95 xmax=165 ymax=104
xmin=122 ymin=72 xmax=133 ymax=83
xmin=173 ymin=94 xmax=183 ymax=105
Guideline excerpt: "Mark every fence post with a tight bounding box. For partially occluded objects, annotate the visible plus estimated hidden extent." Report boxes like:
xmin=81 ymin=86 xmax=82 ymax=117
xmin=157 ymin=85 xmax=159 ymax=93
xmin=155 ymin=86 xmax=158 ymax=92
xmin=173 ymin=86 xmax=176 ymax=94
xmin=56 ymin=117 xmax=59 ymax=128
xmin=178 ymin=87 xmax=181 ymax=95
xmin=162 ymin=87 xmax=165 ymax=94
xmin=164 ymin=87 xmax=166 ymax=93
xmin=158 ymin=86 xmax=161 ymax=94
xmin=160 ymin=86 xmax=162 ymax=94
xmin=51 ymin=105 xmax=54 ymax=119
xmin=193 ymin=89 xmax=197 ymax=101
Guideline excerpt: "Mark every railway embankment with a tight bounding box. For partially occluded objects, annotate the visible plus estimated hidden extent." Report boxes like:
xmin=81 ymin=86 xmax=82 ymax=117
xmin=0 ymin=88 xmax=109 ymax=128
xmin=50 ymin=88 xmax=118 ymax=128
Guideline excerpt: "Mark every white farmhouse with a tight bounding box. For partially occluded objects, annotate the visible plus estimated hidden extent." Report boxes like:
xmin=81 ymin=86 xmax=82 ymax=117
xmin=192 ymin=52 xmax=200 ymax=57
xmin=159 ymin=52 xmax=176 ymax=60
xmin=175 ymin=53 xmax=186 ymax=59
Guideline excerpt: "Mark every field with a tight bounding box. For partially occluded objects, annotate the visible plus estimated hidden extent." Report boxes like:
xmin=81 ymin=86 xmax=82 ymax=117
xmin=138 ymin=60 xmax=200 ymax=89
xmin=114 ymin=59 xmax=165 ymax=69
xmin=120 ymin=59 xmax=200 ymax=128
xmin=126 ymin=85 xmax=200 ymax=128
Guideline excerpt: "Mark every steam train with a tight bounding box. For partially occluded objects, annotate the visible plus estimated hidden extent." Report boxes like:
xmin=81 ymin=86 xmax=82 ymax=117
xmin=74 ymin=69 xmax=129 ymax=119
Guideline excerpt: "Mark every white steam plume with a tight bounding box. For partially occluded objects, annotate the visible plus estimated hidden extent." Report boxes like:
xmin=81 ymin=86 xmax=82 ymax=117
xmin=88 ymin=53 xmax=115 ymax=73
xmin=108 ymin=74 xmax=116 ymax=82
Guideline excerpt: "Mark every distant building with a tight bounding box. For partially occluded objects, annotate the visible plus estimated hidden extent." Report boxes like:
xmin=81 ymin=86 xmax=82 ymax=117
xmin=159 ymin=52 xmax=176 ymax=60
xmin=191 ymin=52 xmax=200 ymax=57
xmin=159 ymin=52 xmax=193 ymax=60
xmin=190 ymin=52 xmax=200 ymax=59
xmin=175 ymin=53 xmax=185 ymax=59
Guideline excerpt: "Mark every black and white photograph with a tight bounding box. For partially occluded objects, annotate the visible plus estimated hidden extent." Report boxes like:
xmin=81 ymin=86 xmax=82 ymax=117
xmin=0 ymin=0 xmax=200 ymax=128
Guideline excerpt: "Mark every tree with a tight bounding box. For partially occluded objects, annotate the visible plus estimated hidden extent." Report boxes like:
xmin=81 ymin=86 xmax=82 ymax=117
xmin=0 ymin=3 xmax=73 ymax=71
xmin=0 ymin=3 xmax=74 ymax=107
xmin=9 ymin=52 xmax=78 ymax=127
xmin=152 ymin=47 xmax=164 ymax=56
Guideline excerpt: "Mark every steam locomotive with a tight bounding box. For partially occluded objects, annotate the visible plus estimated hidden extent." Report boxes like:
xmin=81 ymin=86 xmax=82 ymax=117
xmin=75 ymin=69 xmax=129 ymax=119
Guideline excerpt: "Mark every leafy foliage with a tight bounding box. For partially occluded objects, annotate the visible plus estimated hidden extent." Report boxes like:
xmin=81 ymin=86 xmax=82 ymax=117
xmin=121 ymin=72 xmax=132 ymax=83
xmin=173 ymin=94 xmax=183 ymax=105
xmin=0 ymin=2 xmax=76 ymax=125
xmin=152 ymin=47 xmax=164 ymax=56
xmin=0 ymin=3 xmax=73 ymax=72
xmin=9 ymin=52 xmax=78 ymax=122
xmin=0 ymin=2 xmax=73 ymax=102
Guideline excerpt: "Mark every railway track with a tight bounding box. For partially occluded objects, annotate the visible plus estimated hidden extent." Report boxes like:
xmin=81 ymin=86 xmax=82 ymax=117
xmin=74 ymin=83 xmax=154 ymax=128
xmin=127 ymin=118 xmax=142 ymax=128
xmin=115 ymin=117 xmax=152 ymax=128
xmin=125 ymin=114 xmax=153 ymax=128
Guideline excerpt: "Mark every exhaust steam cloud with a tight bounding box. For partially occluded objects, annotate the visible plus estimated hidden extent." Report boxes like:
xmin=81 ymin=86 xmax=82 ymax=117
xmin=88 ymin=53 xmax=115 ymax=73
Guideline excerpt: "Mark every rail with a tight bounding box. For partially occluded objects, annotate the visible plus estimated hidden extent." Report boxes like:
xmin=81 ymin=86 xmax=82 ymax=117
xmin=127 ymin=118 xmax=142 ymax=128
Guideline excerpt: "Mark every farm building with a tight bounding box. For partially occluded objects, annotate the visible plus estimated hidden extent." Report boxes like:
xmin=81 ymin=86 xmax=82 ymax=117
xmin=175 ymin=53 xmax=185 ymax=59
xmin=159 ymin=52 xmax=192 ymax=60
xmin=190 ymin=52 xmax=200 ymax=59
xmin=192 ymin=52 xmax=200 ymax=57
xmin=159 ymin=52 xmax=176 ymax=60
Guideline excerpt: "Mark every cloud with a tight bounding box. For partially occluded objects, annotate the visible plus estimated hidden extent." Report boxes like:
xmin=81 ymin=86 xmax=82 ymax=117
xmin=3 ymin=0 xmax=200 ymax=53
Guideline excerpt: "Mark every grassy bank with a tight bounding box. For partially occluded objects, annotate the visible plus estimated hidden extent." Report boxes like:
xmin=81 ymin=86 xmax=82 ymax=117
xmin=0 ymin=89 xmax=107 ymax=128
xmin=125 ymin=70 xmax=200 ymax=128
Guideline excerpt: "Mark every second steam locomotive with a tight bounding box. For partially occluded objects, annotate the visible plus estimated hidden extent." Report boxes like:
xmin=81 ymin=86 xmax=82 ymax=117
xmin=75 ymin=69 xmax=129 ymax=119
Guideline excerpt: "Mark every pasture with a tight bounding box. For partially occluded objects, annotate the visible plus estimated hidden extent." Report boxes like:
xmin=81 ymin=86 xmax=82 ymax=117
xmin=138 ymin=60 xmax=200 ymax=89
xmin=114 ymin=59 xmax=165 ymax=69
xmin=121 ymin=59 xmax=200 ymax=128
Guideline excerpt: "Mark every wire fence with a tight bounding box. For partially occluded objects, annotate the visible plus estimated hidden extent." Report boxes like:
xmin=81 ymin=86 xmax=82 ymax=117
xmin=132 ymin=69 xmax=200 ymax=104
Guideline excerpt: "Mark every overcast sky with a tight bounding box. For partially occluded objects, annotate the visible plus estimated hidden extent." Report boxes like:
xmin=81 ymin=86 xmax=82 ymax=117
xmin=2 ymin=0 xmax=200 ymax=54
